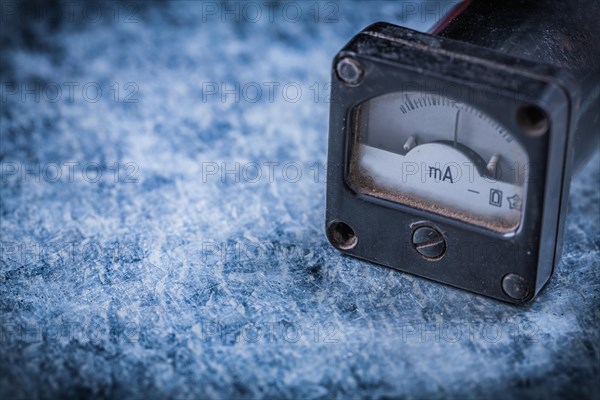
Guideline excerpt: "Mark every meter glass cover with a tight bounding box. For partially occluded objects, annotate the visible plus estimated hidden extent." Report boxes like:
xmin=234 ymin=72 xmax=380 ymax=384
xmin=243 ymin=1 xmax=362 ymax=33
xmin=348 ymin=91 xmax=529 ymax=233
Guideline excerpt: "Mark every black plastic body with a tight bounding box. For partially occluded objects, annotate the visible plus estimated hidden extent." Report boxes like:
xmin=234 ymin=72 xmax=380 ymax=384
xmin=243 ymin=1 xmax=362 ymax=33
xmin=325 ymin=1 xmax=599 ymax=303
xmin=432 ymin=0 xmax=600 ymax=173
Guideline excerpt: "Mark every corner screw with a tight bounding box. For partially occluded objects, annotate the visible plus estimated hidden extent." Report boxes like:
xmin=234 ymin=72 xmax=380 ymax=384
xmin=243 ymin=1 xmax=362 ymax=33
xmin=336 ymin=57 xmax=364 ymax=86
xmin=411 ymin=226 xmax=446 ymax=260
xmin=502 ymin=273 xmax=530 ymax=300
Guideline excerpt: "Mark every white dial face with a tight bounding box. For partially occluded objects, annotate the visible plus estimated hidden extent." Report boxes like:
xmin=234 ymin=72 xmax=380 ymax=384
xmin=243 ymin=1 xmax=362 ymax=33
xmin=348 ymin=91 xmax=529 ymax=232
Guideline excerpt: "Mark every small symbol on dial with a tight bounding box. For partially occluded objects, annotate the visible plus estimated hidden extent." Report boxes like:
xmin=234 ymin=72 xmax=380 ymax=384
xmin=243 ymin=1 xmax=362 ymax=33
xmin=428 ymin=165 xmax=454 ymax=183
xmin=489 ymin=189 xmax=503 ymax=207
xmin=507 ymin=194 xmax=522 ymax=210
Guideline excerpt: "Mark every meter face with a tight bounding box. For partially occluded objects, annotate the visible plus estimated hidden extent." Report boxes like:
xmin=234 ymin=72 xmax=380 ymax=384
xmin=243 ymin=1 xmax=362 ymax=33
xmin=348 ymin=91 xmax=529 ymax=233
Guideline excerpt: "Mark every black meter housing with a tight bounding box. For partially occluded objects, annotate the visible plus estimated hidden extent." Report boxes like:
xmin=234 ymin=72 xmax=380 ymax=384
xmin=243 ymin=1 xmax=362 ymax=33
xmin=325 ymin=0 xmax=600 ymax=303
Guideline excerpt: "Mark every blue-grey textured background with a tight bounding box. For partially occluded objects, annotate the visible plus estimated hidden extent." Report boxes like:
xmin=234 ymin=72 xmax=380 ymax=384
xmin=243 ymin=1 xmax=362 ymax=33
xmin=1 ymin=1 xmax=598 ymax=398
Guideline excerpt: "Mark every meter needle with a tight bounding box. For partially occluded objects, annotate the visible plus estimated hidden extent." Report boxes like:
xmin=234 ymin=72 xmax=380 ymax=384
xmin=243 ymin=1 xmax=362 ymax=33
xmin=454 ymin=109 xmax=460 ymax=148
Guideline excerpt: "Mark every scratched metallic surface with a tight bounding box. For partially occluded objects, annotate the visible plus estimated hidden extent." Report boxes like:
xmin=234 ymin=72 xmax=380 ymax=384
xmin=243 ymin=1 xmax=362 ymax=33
xmin=0 ymin=1 xmax=598 ymax=399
